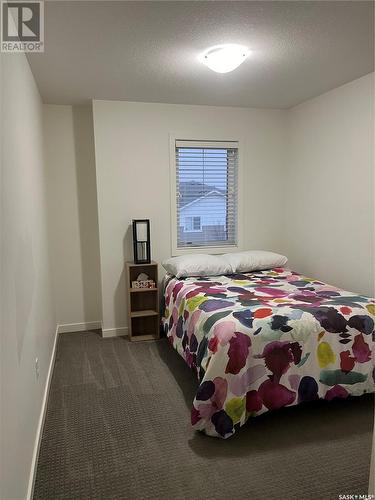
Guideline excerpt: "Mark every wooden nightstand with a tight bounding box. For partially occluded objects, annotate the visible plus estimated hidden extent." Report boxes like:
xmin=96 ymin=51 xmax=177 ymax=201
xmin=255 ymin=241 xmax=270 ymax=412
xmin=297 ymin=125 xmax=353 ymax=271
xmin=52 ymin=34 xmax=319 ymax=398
xmin=126 ymin=261 xmax=160 ymax=341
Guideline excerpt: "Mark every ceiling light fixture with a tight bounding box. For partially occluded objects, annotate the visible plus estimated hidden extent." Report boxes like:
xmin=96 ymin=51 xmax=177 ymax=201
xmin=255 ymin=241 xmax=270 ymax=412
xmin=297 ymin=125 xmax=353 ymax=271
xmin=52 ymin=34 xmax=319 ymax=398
xmin=199 ymin=44 xmax=250 ymax=73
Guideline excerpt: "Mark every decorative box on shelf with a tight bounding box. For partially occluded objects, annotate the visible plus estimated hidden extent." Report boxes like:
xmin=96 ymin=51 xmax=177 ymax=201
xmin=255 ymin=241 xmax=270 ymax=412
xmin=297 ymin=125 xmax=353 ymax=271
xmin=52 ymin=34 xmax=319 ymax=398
xmin=131 ymin=279 xmax=156 ymax=289
xmin=126 ymin=261 xmax=160 ymax=342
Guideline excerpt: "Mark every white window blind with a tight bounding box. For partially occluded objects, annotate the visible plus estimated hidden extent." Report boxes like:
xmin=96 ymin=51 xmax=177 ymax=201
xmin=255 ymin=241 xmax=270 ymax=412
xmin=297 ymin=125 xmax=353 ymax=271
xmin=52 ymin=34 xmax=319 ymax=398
xmin=175 ymin=140 xmax=238 ymax=249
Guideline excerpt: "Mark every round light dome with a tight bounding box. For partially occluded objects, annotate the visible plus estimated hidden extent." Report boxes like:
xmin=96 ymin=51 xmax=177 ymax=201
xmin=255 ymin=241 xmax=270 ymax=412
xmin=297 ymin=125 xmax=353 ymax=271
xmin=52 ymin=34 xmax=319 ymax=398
xmin=199 ymin=44 xmax=250 ymax=73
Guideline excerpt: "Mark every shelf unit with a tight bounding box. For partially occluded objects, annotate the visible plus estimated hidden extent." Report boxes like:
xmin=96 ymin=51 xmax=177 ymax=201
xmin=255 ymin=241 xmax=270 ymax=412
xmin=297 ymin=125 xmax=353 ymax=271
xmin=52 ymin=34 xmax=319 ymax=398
xmin=126 ymin=261 xmax=160 ymax=341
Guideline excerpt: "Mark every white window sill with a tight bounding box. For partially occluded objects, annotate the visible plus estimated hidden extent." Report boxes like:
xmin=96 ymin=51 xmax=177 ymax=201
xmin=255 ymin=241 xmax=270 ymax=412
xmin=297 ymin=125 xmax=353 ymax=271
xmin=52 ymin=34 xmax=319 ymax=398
xmin=172 ymin=245 xmax=240 ymax=256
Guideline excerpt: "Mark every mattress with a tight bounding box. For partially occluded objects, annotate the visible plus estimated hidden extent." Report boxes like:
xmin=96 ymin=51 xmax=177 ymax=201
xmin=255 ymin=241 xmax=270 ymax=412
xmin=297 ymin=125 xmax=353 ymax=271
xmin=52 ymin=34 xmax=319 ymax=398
xmin=162 ymin=267 xmax=375 ymax=438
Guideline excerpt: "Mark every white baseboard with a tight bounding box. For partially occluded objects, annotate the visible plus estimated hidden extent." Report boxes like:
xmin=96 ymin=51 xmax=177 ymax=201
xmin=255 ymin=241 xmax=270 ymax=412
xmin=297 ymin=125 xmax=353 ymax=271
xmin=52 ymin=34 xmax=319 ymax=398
xmin=27 ymin=325 xmax=59 ymax=500
xmin=102 ymin=326 xmax=128 ymax=338
xmin=57 ymin=321 xmax=102 ymax=334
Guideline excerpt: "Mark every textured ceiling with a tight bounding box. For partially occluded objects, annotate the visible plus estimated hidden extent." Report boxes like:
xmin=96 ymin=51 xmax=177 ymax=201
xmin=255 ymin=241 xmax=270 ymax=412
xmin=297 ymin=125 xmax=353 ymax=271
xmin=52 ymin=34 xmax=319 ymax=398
xmin=28 ymin=1 xmax=374 ymax=108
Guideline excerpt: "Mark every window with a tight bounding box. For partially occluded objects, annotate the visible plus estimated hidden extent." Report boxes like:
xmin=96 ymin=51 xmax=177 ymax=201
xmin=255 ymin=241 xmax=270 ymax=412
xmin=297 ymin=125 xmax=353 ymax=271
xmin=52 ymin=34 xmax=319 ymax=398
xmin=173 ymin=140 xmax=239 ymax=252
xmin=184 ymin=216 xmax=202 ymax=232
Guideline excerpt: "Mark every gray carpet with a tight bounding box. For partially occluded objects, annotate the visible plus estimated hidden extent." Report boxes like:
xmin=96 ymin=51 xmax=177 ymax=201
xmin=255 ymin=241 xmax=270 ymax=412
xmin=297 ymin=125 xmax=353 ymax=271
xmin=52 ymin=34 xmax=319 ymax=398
xmin=33 ymin=331 xmax=374 ymax=500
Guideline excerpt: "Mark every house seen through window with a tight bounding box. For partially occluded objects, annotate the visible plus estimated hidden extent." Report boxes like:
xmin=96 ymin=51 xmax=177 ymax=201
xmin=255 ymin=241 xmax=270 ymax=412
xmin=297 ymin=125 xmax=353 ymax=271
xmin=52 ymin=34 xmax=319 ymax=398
xmin=175 ymin=140 xmax=238 ymax=249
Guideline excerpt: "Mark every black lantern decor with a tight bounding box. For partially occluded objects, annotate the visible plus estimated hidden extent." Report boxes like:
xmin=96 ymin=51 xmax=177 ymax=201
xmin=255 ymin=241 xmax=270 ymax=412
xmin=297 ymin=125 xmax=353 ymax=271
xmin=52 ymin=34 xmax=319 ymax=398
xmin=132 ymin=219 xmax=151 ymax=264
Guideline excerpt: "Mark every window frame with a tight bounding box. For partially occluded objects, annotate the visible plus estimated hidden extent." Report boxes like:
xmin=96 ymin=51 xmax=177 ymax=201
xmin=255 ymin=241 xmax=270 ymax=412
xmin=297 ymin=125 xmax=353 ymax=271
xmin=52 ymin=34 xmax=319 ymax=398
xmin=169 ymin=133 xmax=244 ymax=256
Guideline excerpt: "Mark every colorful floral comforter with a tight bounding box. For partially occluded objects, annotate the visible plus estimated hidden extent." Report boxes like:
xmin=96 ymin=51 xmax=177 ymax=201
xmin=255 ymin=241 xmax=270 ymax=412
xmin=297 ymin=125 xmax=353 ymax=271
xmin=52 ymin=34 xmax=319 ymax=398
xmin=162 ymin=268 xmax=375 ymax=438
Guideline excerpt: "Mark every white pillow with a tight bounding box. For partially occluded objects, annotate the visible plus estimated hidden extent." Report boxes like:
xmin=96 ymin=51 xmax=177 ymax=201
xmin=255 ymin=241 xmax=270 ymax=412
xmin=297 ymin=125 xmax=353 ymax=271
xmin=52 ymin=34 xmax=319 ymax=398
xmin=162 ymin=254 xmax=232 ymax=278
xmin=222 ymin=250 xmax=288 ymax=273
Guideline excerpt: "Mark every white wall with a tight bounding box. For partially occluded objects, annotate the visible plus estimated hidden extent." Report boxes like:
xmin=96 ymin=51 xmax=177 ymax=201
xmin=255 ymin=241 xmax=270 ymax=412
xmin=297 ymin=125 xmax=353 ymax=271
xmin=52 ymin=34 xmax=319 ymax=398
xmin=43 ymin=105 xmax=102 ymax=329
xmin=92 ymin=100 xmax=287 ymax=333
xmin=92 ymin=77 xmax=374 ymax=334
xmin=284 ymin=73 xmax=374 ymax=296
xmin=0 ymin=52 xmax=56 ymax=499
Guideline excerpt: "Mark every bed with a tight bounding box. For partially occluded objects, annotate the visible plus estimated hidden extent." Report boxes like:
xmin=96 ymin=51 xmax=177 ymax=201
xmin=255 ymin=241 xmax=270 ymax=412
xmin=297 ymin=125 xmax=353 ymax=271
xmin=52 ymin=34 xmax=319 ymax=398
xmin=162 ymin=267 xmax=375 ymax=438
